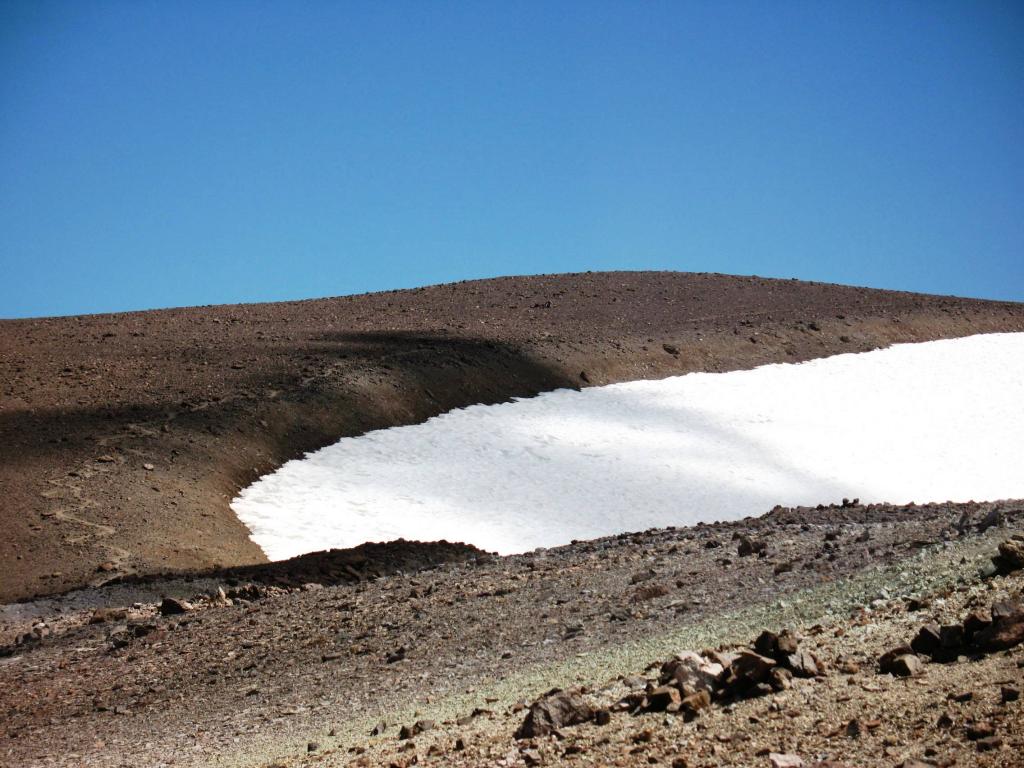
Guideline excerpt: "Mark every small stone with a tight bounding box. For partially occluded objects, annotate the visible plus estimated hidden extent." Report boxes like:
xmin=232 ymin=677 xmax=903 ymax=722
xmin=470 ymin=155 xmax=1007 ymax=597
xmin=679 ymin=690 xmax=711 ymax=718
xmin=906 ymin=596 xmax=930 ymax=611
xmin=158 ymin=597 xmax=192 ymax=616
xmin=937 ymin=624 xmax=965 ymax=657
xmin=88 ymin=607 xmax=127 ymax=624
xmin=1001 ymin=685 xmax=1020 ymax=703
xmin=836 ymin=656 xmax=860 ymax=674
xmin=878 ymin=647 xmax=922 ymax=677
xmin=910 ymin=624 xmax=941 ymax=657
xmin=307 ymin=742 xmax=318 ymax=753
xmin=962 ymin=610 xmax=992 ymax=640
xmin=965 ymin=721 xmax=994 ymax=740
xmin=974 ymin=599 xmax=1024 ymax=651
xmin=644 ymin=685 xmax=681 ymax=712
xmin=768 ymin=753 xmax=803 ymax=768
xmin=370 ymin=721 xmax=386 ymax=736
xmin=976 ymin=736 xmax=1002 ymax=752
xmin=142 ymin=463 xmax=154 ymax=471
xmin=515 ymin=690 xmax=594 ymax=739
xmin=521 ymin=748 xmax=542 ymax=766
xmin=754 ymin=631 xmax=780 ymax=657
xmin=726 ymin=650 xmax=777 ymax=687
xmin=785 ymin=651 xmax=820 ymax=678
xmin=775 ymin=630 xmax=799 ymax=655
xmin=768 ymin=666 xmax=793 ymax=691
xmin=892 ymin=653 xmax=923 ymax=677
xmin=633 ymin=728 xmax=654 ymax=743
xmin=594 ymin=709 xmax=611 ymax=726
xmin=737 ymin=536 xmax=767 ymax=557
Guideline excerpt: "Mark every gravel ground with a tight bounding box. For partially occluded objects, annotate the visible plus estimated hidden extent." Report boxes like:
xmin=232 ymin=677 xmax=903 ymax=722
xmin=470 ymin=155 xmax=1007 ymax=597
xmin=345 ymin=543 xmax=1024 ymax=768
xmin=1 ymin=499 xmax=1021 ymax=767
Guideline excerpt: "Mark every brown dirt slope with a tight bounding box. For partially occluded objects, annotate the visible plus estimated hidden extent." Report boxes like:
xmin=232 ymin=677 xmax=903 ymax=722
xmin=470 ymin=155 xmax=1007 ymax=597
xmin=1 ymin=271 xmax=1023 ymax=601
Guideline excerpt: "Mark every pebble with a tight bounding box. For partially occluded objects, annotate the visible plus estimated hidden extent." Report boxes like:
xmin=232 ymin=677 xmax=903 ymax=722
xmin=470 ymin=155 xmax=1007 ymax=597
xmin=768 ymin=753 xmax=803 ymax=768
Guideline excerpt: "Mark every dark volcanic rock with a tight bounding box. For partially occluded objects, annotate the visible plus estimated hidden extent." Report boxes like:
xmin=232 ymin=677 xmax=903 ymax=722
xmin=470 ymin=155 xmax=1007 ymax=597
xmin=158 ymin=597 xmax=192 ymax=616
xmin=644 ymin=685 xmax=682 ymax=712
xmin=720 ymin=650 xmax=777 ymax=696
xmin=973 ymin=600 xmax=1024 ymax=652
xmin=679 ymin=689 xmax=712 ymax=718
xmin=785 ymin=651 xmax=822 ymax=678
xmin=754 ymin=630 xmax=781 ymax=657
xmin=515 ymin=690 xmax=594 ymax=739
xmin=910 ymin=624 xmax=942 ymax=657
xmin=878 ymin=647 xmax=923 ymax=677
xmin=737 ymin=536 xmax=767 ymax=557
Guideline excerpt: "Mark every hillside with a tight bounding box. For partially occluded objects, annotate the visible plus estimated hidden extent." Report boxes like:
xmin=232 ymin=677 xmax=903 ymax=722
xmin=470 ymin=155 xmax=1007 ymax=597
xmin=2 ymin=272 xmax=1023 ymax=601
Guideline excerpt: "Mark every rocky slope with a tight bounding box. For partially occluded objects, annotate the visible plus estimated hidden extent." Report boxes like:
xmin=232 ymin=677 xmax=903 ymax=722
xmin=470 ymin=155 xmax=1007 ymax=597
xmin=2 ymin=272 xmax=1024 ymax=601
xmin=1 ymin=499 xmax=1021 ymax=767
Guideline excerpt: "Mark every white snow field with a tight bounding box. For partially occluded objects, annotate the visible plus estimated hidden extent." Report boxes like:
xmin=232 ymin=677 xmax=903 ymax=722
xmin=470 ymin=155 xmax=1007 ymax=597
xmin=233 ymin=333 xmax=1024 ymax=561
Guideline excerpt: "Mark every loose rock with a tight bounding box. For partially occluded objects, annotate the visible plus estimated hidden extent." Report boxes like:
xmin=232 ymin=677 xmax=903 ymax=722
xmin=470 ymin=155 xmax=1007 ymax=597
xmin=158 ymin=597 xmax=192 ymax=616
xmin=768 ymin=753 xmax=803 ymax=768
xmin=515 ymin=690 xmax=594 ymax=739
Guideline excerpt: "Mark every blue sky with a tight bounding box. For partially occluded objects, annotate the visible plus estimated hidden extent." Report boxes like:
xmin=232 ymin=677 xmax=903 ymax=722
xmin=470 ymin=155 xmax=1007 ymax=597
xmin=2 ymin=1 xmax=1022 ymax=318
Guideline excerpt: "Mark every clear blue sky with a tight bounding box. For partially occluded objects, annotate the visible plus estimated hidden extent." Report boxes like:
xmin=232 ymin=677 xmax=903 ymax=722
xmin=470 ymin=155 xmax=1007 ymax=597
xmin=2 ymin=1 xmax=1022 ymax=318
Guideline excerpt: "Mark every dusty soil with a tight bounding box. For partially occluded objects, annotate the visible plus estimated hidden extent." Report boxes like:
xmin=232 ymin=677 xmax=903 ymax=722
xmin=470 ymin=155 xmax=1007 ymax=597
xmin=1 ymin=499 xmax=1021 ymax=768
xmin=2 ymin=271 xmax=1024 ymax=601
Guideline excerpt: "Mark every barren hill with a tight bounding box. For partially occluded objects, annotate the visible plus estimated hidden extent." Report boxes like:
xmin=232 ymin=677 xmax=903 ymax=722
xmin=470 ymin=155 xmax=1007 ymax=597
xmin=2 ymin=271 xmax=1023 ymax=601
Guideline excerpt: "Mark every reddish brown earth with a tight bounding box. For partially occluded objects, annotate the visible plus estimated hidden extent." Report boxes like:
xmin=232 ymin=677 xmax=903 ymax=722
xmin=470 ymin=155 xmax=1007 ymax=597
xmin=2 ymin=271 xmax=1024 ymax=601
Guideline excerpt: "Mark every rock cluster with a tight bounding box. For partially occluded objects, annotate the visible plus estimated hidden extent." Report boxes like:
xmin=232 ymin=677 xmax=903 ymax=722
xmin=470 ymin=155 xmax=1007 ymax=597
xmin=514 ymin=628 xmax=826 ymax=740
xmin=707 ymin=629 xmax=827 ymax=701
xmin=881 ymin=594 xmax=1024 ymax=676
xmin=8 ymin=621 xmax=50 ymax=651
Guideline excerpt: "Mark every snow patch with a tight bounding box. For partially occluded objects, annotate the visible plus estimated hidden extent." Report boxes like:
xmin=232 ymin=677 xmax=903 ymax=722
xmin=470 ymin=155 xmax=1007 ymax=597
xmin=232 ymin=333 xmax=1024 ymax=560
